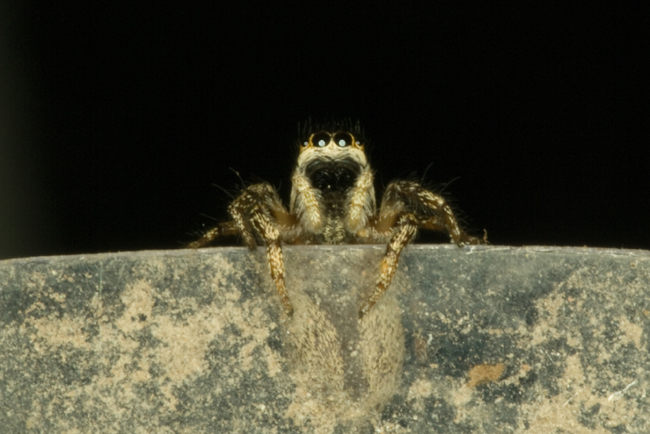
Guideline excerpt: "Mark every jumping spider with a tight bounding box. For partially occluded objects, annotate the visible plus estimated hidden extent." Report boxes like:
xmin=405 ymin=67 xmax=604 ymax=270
xmin=189 ymin=122 xmax=485 ymax=318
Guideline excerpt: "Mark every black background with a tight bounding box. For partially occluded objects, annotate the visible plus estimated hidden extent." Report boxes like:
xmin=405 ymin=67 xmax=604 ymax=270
xmin=1 ymin=2 xmax=646 ymax=259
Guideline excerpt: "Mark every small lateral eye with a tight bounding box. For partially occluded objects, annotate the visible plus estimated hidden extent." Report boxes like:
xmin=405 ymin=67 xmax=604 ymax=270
xmin=312 ymin=132 xmax=331 ymax=147
xmin=333 ymin=132 xmax=353 ymax=147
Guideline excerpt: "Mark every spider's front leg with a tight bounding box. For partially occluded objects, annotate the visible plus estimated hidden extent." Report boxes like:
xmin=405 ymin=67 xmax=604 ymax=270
xmin=187 ymin=221 xmax=240 ymax=249
xmin=191 ymin=183 xmax=296 ymax=317
xmin=359 ymin=181 xmax=485 ymax=318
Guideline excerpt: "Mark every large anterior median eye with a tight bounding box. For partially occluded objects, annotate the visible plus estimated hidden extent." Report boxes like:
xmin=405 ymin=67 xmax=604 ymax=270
xmin=333 ymin=132 xmax=353 ymax=147
xmin=312 ymin=132 xmax=331 ymax=147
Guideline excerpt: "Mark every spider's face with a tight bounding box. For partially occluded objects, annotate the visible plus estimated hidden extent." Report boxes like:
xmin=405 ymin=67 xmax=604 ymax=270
xmin=296 ymin=131 xmax=368 ymax=193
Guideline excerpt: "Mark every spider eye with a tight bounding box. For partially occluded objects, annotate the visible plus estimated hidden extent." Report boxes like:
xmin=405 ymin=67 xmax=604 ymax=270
xmin=312 ymin=132 xmax=331 ymax=147
xmin=334 ymin=132 xmax=353 ymax=147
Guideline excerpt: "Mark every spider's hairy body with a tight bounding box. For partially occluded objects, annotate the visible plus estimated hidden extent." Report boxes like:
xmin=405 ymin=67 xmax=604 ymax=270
xmin=189 ymin=123 xmax=485 ymax=318
xmin=291 ymin=133 xmax=375 ymax=244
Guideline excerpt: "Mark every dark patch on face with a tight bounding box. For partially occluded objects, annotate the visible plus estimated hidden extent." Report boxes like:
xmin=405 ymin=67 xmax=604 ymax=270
xmin=305 ymin=158 xmax=361 ymax=194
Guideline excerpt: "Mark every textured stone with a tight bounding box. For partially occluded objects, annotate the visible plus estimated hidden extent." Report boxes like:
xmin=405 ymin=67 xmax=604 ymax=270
xmin=1 ymin=245 xmax=649 ymax=433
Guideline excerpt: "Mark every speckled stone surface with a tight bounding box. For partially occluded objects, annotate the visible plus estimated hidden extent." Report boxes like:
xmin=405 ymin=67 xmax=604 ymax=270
xmin=1 ymin=245 xmax=649 ymax=433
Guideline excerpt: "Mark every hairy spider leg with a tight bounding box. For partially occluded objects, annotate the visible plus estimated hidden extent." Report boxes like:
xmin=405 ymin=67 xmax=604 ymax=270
xmin=382 ymin=180 xmax=483 ymax=246
xmin=229 ymin=183 xmax=295 ymax=316
xmin=187 ymin=221 xmax=239 ymax=248
xmin=290 ymin=171 xmax=323 ymax=233
xmin=360 ymin=213 xmax=418 ymax=318
xmin=250 ymin=213 xmax=293 ymax=316
xmin=347 ymin=169 xmax=376 ymax=232
xmin=359 ymin=180 xmax=482 ymax=318
xmin=191 ymin=183 xmax=296 ymax=316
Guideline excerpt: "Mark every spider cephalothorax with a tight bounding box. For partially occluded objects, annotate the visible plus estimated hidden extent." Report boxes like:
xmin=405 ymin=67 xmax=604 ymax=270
xmin=291 ymin=129 xmax=374 ymax=244
xmin=189 ymin=123 xmax=485 ymax=318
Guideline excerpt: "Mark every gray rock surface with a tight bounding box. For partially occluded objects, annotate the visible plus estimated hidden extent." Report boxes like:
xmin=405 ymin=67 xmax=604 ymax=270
xmin=1 ymin=245 xmax=649 ymax=433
